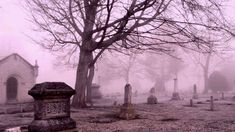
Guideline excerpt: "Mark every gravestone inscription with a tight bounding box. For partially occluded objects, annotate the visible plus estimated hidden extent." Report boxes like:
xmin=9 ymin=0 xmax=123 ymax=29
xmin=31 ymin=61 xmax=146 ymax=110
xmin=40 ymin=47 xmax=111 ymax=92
xmin=28 ymin=82 xmax=76 ymax=132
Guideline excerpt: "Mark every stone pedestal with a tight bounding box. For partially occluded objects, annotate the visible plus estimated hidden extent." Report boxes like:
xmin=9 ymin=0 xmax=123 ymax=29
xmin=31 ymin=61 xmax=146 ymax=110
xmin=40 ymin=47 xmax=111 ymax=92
xmin=171 ymin=92 xmax=181 ymax=100
xmin=28 ymin=82 xmax=76 ymax=132
xmin=119 ymin=84 xmax=136 ymax=120
xmin=147 ymin=95 xmax=158 ymax=104
xmin=171 ymin=78 xmax=180 ymax=100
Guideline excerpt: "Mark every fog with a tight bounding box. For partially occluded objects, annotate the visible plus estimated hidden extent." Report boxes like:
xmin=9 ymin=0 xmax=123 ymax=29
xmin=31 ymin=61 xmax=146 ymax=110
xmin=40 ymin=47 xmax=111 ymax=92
xmin=1 ymin=0 xmax=235 ymax=95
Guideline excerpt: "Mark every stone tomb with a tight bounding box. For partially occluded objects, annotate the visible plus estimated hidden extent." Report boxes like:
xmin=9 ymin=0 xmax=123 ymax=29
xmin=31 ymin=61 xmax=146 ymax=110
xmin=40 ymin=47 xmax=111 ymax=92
xmin=28 ymin=82 xmax=76 ymax=132
xmin=119 ymin=84 xmax=136 ymax=120
xmin=0 ymin=53 xmax=38 ymax=104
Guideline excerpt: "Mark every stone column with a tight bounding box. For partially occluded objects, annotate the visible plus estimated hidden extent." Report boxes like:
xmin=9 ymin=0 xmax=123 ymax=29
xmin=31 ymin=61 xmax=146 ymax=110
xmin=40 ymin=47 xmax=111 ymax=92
xmin=28 ymin=82 xmax=76 ymax=132
xmin=171 ymin=78 xmax=180 ymax=100
xmin=124 ymin=84 xmax=132 ymax=105
xmin=119 ymin=84 xmax=136 ymax=120
xmin=192 ymin=84 xmax=199 ymax=99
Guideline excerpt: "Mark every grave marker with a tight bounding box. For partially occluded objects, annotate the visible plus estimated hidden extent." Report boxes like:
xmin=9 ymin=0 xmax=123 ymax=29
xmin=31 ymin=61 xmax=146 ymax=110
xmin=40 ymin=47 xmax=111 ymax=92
xmin=28 ymin=82 xmax=76 ymax=132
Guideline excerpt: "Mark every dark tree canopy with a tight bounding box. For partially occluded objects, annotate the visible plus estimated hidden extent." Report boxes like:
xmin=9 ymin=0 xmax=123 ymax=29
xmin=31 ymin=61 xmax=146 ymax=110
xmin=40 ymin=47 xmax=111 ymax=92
xmin=208 ymin=71 xmax=231 ymax=93
xmin=25 ymin=0 xmax=235 ymax=107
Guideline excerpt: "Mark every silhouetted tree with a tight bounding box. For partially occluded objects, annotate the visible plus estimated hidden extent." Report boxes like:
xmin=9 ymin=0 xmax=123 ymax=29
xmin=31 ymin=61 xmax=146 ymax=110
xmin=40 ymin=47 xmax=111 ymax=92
xmin=26 ymin=0 xmax=234 ymax=108
xmin=208 ymin=71 xmax=231 ymax=93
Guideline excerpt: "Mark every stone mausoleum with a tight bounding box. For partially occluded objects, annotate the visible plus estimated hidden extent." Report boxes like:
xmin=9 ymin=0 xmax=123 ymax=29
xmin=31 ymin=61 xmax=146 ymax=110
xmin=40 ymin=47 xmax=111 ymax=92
xmin=0 ymin=53 xmax=38 ymax=104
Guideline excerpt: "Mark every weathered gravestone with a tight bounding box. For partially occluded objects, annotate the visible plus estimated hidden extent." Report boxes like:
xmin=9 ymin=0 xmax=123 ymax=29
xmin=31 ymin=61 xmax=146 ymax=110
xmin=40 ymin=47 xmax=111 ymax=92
xmin=147 ymin=95 xmax=158 ymax=104
xmin=190 ymin=99 xmax=194 ymax=107
xmin=149 ymin=87 xmax=156 ymax=95
xmin=221 ymin=92 xmax=225 ymax=100
xmin=210 ymin=96 xmax=214 ymax=111
xmin=119 ymin=84 xmax=136 ymax=120
xmin=192 ymin=84 xmax=199 ymax=99
xmin=28 ymin=82 xmax=76 ymax=132
xmin=91 ymin=83 xmax=102 ymax=99
xmin=171 ymin=78 xmax=181 ymax=100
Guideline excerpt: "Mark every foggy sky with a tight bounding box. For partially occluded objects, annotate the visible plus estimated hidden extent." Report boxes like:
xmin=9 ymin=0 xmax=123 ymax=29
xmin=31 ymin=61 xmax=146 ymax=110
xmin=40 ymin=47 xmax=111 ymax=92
xmin=1 ymin=0 xmax=235 ymax=92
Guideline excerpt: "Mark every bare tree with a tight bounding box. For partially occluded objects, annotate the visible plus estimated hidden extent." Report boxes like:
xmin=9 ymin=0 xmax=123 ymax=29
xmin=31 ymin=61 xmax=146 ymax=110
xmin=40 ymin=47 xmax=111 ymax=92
xmin=26 ymin=0 xmax=234 ymax=108
xmin=184 ymin=21 xmax=232 ymax=93
xmin=100 ymin=50 xmax=141 ymax=84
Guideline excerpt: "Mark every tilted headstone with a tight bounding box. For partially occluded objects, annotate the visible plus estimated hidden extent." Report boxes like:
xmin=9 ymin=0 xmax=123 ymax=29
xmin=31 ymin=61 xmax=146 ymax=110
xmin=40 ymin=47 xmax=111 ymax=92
xmin=210 ymin=96 xmax=214 ymax=111
xmin=147 ymin=95 xmax=158 ymax=104
xmin=192 ymin=84 xmax=199 ymax=99
xmin=119 ymin=84 xmax=136 ymax=120
xmin=171 ymin=78 xmax=181 ymax=100
xmin=28 ymin=82 xmax=76 ymax=132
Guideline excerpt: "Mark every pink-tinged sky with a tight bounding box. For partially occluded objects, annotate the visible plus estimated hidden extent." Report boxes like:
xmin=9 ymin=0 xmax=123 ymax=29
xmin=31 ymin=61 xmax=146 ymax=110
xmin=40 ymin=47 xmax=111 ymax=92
xmin=0 ymin=0 xmax=235 ymax=89
xmin=0 ymin=0 xmax=76 ymax=87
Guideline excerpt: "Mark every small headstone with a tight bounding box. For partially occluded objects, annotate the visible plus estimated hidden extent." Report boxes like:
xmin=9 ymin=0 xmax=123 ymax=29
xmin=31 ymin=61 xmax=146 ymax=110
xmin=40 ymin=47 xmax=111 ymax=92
xmin=232 ymin=95 xmax=235 ymax=101
xmin=149 ymin=87 xmax=156 ymax=95
xmin=147 ymin=95 xmax=158 ymax=104
xmin=113 ymin=101 xmax=117 ymax=106
xmin=28 ymin=82 xmax=76 ymax=132
xmin=192 ymin=84 xmax=199 ymax=99
xmin=171 ymin=92 xmax=181 ymax=100
xmin=210 ymin=96 xmax=214 ymax=111
xmin=91 ymin=83 xmax=102 ymax=99
xmin=119 ymin=84 xmax=136 ymax=120
xmin=190 ymin=99 xmax=193 ymax=107
xmin=221 ymin=92 xmax=224 ymax=100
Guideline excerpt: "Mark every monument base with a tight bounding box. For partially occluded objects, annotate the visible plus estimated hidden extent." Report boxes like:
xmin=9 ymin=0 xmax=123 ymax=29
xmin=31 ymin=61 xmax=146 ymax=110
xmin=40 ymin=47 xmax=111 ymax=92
xmin=28 ymin=117 xmax=76 ymax=132
xmin=171 ymin=92 xmax=181 ymax=100
xmin=119 ymin=104 xmax=136 ymax=120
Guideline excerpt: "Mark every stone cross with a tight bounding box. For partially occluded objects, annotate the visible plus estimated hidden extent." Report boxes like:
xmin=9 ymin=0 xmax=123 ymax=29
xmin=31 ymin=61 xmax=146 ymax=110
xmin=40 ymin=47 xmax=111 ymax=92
xmin=210 ymin=96 xmax=214 ymax=111
xmin=124 ymin=84 xmax=132 ymax=105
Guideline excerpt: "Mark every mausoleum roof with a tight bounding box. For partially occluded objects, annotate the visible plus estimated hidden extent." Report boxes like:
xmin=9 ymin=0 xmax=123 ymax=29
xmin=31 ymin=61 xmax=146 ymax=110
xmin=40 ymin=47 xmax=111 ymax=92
xmin=0 ymin=53 xmax=36 ymax=68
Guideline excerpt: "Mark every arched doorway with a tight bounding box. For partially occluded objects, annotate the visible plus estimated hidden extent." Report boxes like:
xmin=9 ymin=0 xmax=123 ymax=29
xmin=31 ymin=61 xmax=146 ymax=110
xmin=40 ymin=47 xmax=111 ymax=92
xmin=6 ymin=77 xmax=18 ymax=102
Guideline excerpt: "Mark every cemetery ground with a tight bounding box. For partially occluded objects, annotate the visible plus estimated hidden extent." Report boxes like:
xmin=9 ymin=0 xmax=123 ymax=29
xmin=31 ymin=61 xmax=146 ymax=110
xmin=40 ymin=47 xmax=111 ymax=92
xmin=1 ymin=93 xmax=235 ymax=132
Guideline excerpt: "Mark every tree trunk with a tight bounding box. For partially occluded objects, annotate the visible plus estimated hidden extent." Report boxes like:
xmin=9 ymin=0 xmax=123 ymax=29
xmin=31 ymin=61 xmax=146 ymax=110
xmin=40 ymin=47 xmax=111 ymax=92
xmin=203 ymin=53 xmax=211 ymax=94
xmin=203 ymin=71 xmax=209 ymax=93
xmin=72 ymin=50 xmax=93 ymax=108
